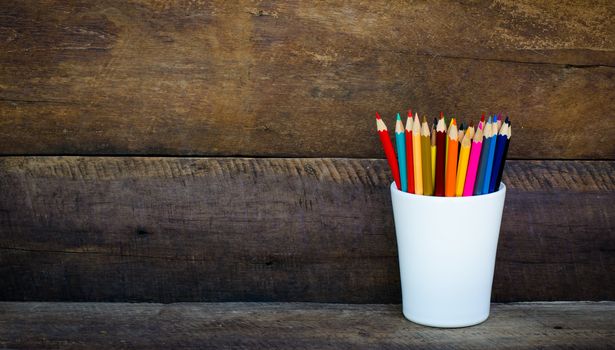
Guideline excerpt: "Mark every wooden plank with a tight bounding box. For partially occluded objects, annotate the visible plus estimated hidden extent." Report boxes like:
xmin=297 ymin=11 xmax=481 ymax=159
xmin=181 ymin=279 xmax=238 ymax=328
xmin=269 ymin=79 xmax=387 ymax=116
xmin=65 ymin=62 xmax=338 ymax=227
xmin=0 ymin=302 xmax=613 ymax=349
xmin=0 ymin=157 xmax=612 ymax=302
xmin=1 ymin=1 xmax=614 ymax=158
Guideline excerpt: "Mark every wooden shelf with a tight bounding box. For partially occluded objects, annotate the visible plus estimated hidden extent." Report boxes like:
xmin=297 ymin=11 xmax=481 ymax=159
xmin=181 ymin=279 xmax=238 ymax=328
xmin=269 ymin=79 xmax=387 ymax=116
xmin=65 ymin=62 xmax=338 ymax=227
xmin=1 ymin=302 xmax=613 ymax=349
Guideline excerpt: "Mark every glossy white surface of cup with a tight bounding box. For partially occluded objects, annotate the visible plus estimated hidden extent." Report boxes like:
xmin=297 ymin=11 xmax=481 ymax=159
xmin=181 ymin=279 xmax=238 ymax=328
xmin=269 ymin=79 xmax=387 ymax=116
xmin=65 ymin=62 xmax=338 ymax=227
xmin=390 ymin=182 xmax=506 ymax=328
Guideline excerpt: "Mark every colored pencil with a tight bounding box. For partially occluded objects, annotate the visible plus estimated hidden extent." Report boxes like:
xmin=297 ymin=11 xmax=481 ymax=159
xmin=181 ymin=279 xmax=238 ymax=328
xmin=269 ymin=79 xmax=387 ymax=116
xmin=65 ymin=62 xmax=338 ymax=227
xmin=473 ymin=116 xmax=493 ymax=195
xmin=430 ymin=122 xmax=436 ymax=187
xmin=445 ymin=118 xmax=459 ymax=197
xmin=467 ymin=121 xmax=475 ymax=140
xmin=463 ymin=116 xmax=484 ymax=196
xmin=455 ymin=125 xmax=474 ymax=196
xmin=412 ymin=112 xmax=423 ymax=195
xmin=431 ymin=117 xmax=437 ymax=186
xmin=457 ymin=122 xmax=465 ymax=164
xmin=490 ymin=118 xmax=511 ymax=192
xmin=444 ymin=113 xmax=449 ymax=176
xmin=420 ymin=116 xmax=433 ymax=195
xmin=376 ymin=113 xmax=401 ymax=190
xmin=458 ymin=122 xmax=465 ymax=143
xmin=404 ymin=111 xmax=415 ymax=194
xmin=481 ymin=114 xmax=498 ymax=194
xmin=395 ymin=113 xmax=407 ymax=192
xmin=434 ymin=115 xmax=447 ymax=196
xmin=495 ymin=113 xmax=503 ymax=133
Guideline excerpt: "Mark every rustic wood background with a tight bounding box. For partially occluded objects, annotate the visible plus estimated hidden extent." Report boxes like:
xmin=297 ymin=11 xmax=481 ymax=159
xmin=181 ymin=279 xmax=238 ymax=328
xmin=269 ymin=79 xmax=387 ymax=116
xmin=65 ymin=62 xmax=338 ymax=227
xmin=0 ymin=1 xmax=614 ymax=302
xmin=2 ymin=302 xmax=614 ymax=349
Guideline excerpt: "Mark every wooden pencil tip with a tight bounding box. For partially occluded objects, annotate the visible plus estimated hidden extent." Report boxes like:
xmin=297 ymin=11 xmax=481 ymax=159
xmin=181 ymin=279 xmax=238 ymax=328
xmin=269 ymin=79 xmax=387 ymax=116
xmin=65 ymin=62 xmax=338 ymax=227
xmin=481 ymin=113 xmax=485 ymax=122
xmin=375 ymin=112 xmax=381 ymax=120
xmin=407 ymin=109 xmax=412 ymax=118
xmin=451 ymin=118 xmax=456 ymax=125
xmin=439 ymin=111 xmax=444 ymax=119
xmin=396 ymin=113 xmax=401 ymax=120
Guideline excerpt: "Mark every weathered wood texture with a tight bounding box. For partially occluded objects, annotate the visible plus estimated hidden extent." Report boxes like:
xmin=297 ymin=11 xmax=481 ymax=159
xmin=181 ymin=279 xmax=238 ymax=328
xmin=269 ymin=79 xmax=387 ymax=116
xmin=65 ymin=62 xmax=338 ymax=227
xmin=1 ymin=302 xmax=614 ymax=349
xmin=1 ymin=1 xmax=614 ymax=158
xmin=0 ymin=157 xmax=613 ymax=303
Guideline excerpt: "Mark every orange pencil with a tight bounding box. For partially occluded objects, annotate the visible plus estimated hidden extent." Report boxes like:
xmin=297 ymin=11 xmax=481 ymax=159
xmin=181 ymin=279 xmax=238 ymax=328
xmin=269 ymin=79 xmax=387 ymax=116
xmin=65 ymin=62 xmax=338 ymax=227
xmin=444 ymin=118 xmax=459 ymax=196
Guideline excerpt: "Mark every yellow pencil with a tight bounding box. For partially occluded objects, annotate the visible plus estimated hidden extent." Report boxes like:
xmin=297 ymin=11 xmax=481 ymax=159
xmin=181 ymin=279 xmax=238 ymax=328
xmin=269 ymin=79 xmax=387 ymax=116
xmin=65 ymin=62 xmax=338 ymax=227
xmin=412 ymin=112 xmax=423 ymax=195
xmin=420 ymin=116 xmax=433 ymax=195
xmin=430 ymin=125 xmax=436 ymax=187
xmin=455 ymin=124 xmax=474 ymax=196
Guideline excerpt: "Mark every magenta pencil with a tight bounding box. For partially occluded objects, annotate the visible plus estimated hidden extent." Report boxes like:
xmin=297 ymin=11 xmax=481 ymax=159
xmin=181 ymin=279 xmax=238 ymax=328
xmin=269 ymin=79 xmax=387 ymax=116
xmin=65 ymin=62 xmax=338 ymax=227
xmin=462 ymin=117 xmax=485 ymax=196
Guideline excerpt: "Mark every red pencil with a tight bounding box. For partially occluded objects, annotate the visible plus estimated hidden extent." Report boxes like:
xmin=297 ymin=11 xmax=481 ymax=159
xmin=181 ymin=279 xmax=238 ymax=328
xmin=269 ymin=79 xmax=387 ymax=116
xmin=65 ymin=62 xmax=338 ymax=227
xmin=434 ymin=113 xmax=446 ymax=196
xmin=405 ymin=110 xmax=415 ymax=193
xmin=376 ymin=112 xmax=401 ymax=190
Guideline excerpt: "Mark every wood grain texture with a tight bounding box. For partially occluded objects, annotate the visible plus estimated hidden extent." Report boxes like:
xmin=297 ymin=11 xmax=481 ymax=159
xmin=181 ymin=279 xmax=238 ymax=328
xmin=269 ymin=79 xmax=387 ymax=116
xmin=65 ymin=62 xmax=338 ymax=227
xmin=0 ymin=302 xmax=614 ymax=349
xmin=1 ymin=1 xmax=614 ymax=158
xmin=0 ymin=157 xmax=613 ymax=303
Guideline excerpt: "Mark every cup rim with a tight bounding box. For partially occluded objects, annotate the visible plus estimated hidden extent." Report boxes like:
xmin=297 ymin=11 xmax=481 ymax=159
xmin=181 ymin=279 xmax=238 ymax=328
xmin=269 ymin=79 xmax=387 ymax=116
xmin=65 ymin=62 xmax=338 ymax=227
xmin=390 ymin=182 xmax=506 ymax=201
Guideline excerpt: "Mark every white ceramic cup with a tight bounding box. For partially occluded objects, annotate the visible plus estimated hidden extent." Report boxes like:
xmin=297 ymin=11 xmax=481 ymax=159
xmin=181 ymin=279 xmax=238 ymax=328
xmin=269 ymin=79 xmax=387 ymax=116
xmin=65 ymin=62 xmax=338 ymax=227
xmin=390 ymin=182 xmax=506 ymax=328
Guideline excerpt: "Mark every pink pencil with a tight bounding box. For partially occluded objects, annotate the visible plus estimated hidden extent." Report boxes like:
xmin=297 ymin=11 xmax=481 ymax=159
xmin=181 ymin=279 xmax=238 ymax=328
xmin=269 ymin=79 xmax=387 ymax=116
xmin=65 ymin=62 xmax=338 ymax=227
xmin=462 ymin=116 xmax=485 ymax=196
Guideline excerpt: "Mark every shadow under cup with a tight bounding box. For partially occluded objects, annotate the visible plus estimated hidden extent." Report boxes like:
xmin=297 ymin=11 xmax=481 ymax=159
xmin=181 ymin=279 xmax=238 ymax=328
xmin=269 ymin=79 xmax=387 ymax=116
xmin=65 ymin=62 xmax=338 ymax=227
xmin=390 ymin=182 xmax=507 ymax=328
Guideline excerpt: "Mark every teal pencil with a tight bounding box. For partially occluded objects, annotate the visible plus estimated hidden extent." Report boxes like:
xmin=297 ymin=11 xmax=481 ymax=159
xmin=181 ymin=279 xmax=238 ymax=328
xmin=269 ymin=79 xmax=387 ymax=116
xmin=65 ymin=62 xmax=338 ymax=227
xmin=481 ymin=114 xmax=498 ymax=194
xmin=395 ymin=113 xmax=407 ymax=192
xmin=473 ymin=116 xmax=494 ymax=195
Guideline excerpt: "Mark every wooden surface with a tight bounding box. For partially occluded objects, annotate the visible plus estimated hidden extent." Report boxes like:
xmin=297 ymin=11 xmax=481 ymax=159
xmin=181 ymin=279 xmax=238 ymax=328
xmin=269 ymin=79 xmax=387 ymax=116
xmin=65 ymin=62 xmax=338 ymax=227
xmin=1 ymin=1 xmax=614 ymax=158
xmin=0 ymin=302 xmax=613 ymax=349
xmin=1 ymin=157 xmax=612 ymax=303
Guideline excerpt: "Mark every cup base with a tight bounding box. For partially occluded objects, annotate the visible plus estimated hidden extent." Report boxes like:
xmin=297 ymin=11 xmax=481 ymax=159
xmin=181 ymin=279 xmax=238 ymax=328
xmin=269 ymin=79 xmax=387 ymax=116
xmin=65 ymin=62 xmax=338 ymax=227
xmin=402 ymin=311 xmax=490 ymax=328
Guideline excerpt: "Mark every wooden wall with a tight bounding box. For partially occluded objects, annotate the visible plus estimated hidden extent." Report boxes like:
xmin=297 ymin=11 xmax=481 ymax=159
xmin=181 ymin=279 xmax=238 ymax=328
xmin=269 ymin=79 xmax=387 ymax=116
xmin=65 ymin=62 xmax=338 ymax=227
xmin=1 ymin=1 xmax=614 ymax=302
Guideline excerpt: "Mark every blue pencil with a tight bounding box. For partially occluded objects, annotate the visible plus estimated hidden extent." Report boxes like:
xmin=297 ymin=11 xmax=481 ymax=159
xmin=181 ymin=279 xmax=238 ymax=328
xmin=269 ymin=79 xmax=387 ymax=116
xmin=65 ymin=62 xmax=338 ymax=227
xmin=473 ymin=116 xmax=494 ymax=195
xmin=491 ymin=118 xmax=511 ymax=192
xmin=482 ymin=114 xmax=498 ymax=194
xmin=395 ymin=113 xmax=407 ymax=192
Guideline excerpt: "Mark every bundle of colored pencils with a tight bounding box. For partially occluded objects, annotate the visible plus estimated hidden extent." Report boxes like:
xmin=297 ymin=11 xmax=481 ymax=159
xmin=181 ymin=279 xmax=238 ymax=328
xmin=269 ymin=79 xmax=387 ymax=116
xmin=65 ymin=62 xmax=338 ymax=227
xmin=375 ymin=111 xmax=511 ymax=196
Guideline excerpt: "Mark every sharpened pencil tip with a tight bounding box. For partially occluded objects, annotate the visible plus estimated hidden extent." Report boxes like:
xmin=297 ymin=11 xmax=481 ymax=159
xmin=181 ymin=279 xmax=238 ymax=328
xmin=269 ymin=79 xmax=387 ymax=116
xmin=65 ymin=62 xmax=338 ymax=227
xmin=481 ymin=113 xmax=485 ymax=122
xmin=396 ymin=113 xmax=401 ymax=120
xmin=375 ymin=112 xmax=381 ymax=120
